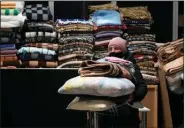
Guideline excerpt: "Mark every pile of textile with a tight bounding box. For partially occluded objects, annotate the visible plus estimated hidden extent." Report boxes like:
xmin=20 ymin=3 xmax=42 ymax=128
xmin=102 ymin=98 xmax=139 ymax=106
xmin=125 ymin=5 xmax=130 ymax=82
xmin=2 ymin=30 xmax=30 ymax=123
xmin=18 ymin=4 xmax=58 ymax=68
xmin=157 ymin=38 xmax=184 ymax=94
xmin=0 ymin=1 xmax=26 ymax=68
xmin=120 ymin=6 xmax=159 ymax=85
xmin=88 ymin=3 xmax=126 ymax=60
xmin=58 ymin=57 xmax=136 ymax=111
xmin=56 ymin=19 xmax=94 ymax=68
xmin=119 ymin=6 xmax=153 ymax=34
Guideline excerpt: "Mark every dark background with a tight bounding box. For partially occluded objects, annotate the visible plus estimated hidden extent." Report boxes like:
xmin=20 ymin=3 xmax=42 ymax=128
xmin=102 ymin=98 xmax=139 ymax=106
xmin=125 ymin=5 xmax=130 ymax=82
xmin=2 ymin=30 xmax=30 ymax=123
xmin=1 ymin=1 xmax=184 ymax=128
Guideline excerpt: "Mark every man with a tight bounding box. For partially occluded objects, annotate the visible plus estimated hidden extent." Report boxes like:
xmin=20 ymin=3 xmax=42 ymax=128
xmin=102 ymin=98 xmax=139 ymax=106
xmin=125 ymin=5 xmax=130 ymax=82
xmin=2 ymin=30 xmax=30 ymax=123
xmin=98 ymin=37 xmax=148 ymax=128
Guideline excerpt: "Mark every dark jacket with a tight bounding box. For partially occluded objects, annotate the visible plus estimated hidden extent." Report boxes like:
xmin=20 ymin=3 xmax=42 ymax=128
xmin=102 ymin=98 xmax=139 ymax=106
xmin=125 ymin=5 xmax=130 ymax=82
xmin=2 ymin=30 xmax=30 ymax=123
xmin=124 ymin=51 xmax=148 ymax=102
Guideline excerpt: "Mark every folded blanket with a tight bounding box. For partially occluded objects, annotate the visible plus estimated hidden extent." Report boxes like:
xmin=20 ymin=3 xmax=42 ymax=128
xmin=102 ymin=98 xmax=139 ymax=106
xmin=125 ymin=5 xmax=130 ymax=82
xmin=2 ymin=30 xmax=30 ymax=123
xmin=25 ymin=37 xmax=58 ymax=43
xmin=0 ymin=60 xmax=21 ymax=67
xmin=59 ymin=36 xmax=94 ymax=44
xmin=24 ymin=21 xmax=55 ymax=32
xmin=139 ymin=66 xmax=156 ymax=71
xmin=58 ymin=53 xmax=93 ymax=62
xmin=141 ymin=70 xmax=158 ymax=76
xmin=166 ymin=71 xmax=184 ymax=94
xmin=59 ymin=42 xmax=93 ymax=50
xmin=95 ymin=39 xmax=111 ymax=46
xmin=137 ymin=61 xmax=156 ymax=67
xmin=25 ymin=32 xmax=57 ymax=38
xmin=24 ymin=43 xmax=58 ymax=51
xmin=1 ymin=8 xmax=20 ymax=16
xmin=94 ymin=24 xmax=126 ymax=31
xmin=134 ymin=54 xmax=156 ymax=62
xmin=1 ymin=1 xmax=25 ymax=12
xmin=0 ymin=31 xmax=22 ymax=39
xmin=0 ymin=44 xmax=16 ymax=50
xmin=130 ymin=49 xmax=157 ymax=55
xmin=1 ymin=55 xmax=18 ymax=61
xmin=163 ymin=56 xmax=184 ymax=75
xmin=0 ymin=49 xmax=17 ymax=55
xmin=88 ymin=3 xmax=119 ymax=12
xmin=142 ymin=74 xmax=159 ymax=84
xmin=79 ymin=60 xmax=132 ymax=80
xmin=1 ymin=13 xmax=26 ymax=22
xmin=1 ymin=13 xmax=26 ymax=28
xmin=90 ymin=10 xmax=122 ymax=26
xmin=57 ymin=61 xmax=83 ymax=68
xmin=23 ymin=4 xmax=52 ymax=21
xmin=119 ymin=6 xmax=152 ymax=20
xmin=19 ymin=53 xmax=57 ymax=61
xmin=0 ymin=37 xmax=21 ymax=44
xmin=1 ymin=21 xmax=25 ymax=28
xmin=18 ymin=47 xmax=56 ymax=55
xmin=157 ymin=38 xmax=184 ymax=63
xmin=56 ymin=19 xmax=93 ymax=26
xmin=59 ymin=48 xmax=93 ymax=55
xmin=123 ymin=19 xmax=152 ymax=24
xmin=95 ymin=33 xmax=121 ymax=38
xmin=128 ymin=41 xmax=156 ymax=45
xmin=21 ymin=61 xmax=58 ymax=68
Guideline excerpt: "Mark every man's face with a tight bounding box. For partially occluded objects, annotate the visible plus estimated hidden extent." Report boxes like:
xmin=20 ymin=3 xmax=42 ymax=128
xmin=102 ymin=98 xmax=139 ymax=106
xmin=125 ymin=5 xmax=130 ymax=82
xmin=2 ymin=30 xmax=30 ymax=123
xmin=108 ymin=46 xmax=124 ymax=58
xmin=108 ymin=46 xmax=122 ymax=53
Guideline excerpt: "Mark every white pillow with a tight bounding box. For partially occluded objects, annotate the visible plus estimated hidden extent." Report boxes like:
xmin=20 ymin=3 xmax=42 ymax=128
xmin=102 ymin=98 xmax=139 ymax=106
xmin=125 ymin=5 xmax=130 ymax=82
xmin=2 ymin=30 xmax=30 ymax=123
xmin=58 ymin=76 xmax=135 ymax=97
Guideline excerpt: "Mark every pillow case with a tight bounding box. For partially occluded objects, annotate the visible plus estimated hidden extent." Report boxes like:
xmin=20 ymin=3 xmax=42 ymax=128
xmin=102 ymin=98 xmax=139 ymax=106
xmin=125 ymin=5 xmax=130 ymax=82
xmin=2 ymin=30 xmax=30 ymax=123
xmin=58 ymin=76 xmax=135 ymax=97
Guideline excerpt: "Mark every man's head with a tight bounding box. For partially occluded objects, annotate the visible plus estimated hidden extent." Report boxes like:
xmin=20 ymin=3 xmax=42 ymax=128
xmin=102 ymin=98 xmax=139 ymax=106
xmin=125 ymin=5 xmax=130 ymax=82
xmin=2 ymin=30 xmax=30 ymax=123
xmin=108 ymin=37 xmax=127 ymax=58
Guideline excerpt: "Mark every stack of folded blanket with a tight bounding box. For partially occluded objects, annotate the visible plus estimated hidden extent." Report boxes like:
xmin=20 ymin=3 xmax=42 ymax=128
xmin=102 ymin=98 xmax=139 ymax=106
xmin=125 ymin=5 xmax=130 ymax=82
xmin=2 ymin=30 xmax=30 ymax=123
xmin=119 ymin=6 xmax=153 ymax=34
xmin=0 ymin=1 xmax=26 ymax=68
xmin=58 ymin=57 xmax=136 ymax=111
xmin=157 ymin=38 xmax=184 ymax=94
xmin=56 ymin=19 xmax=94 ymax=68
xmin=18 ymin=4 xmax=58 ymax=68
xmin=127 ymin=40 xmax=159 ymax=85
xmin=119 ymin=6 xmax=159 ymax=85
xmin=88 ymin=3 xmax=126 ymax=60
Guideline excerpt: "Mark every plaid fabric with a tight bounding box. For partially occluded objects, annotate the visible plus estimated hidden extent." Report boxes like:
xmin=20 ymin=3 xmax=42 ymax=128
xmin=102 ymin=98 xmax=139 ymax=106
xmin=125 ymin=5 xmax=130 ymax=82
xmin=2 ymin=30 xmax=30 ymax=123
xmin=19 ymin=53 xmax=57 ymax=61
xmin=1 ymin=55 xmax=18 ymax=61
xmin=0 ymin=60 xmax=21 ymax=67
xmin=21 ymin=61 xmax=58 ymax=68
xmin=24 ymin=43 xmax=58 ymax=51
xmin=23 ymin=4 xmax=52 ymax=21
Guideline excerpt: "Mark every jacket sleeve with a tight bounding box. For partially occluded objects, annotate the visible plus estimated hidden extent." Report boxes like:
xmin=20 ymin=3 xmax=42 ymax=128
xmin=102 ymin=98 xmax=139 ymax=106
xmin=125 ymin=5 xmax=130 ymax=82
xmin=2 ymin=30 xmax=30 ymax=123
xmin=132 ymin=63 xmax=148 ymax=102
xmin=126 ymin=51 xmax=148 ymax=102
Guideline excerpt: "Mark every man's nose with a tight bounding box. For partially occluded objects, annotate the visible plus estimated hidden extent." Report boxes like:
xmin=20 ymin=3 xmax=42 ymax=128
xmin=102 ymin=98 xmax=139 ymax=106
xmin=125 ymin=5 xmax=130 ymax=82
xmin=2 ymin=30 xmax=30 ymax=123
xmin=111 ymin=48 xmax=115 ymax=52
